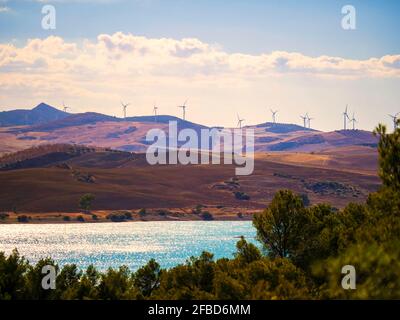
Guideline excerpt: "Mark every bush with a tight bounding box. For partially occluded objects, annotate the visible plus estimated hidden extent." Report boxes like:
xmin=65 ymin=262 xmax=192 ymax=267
xmin=76 ymin=216 xmax=85 ymax=222
xmin=106 ymin=212 xmax=131 ymax=222
xmin=157 ymin=210 xmax=169 ymax=216
xmin=63 ymin=216 xmax=71 ymax=221
xmin=201 ymin=211 xmax=214 ymax=221
xmin=0 ymin=212 xmax=10 ymax=220
xmin=234 ymin=191 xmax=250 ymax=200
xmin=92 ymin=214 xmax=98 ymax=221
xmin=123 ymin=211 xmax=133 ymax=220
xmin=138 ymin=208 xmax=146 ymax=217
xmin=17 ymin=215 xmax=29 ymax=223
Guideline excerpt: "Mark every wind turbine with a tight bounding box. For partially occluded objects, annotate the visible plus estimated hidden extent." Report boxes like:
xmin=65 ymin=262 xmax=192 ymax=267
xmin=270 ymin=109 xmax=278 ymax=124
xmin=178 ymin=99 xmax=188 ymax=120
xmin=343 ymin=105 xmax=350 ymax=130
xmin=389 ymin=112 xmax=399 ymax=131
xmin=62 ymin=102 xmax=68 ymax=113
xmin=121 ymin=101 xmax=130 ymax=119
xmin=153 ymin=104 xmax=158 ymax=122
xmin=300 ymin=114 xmax=308 ymax=128
xmin=237 ymin=114 xmax=245 ymax=129
xmin=307 ymin=113 xmax=314 ymax=129
xmin=349 ymin=112 xmax=357 ymax=130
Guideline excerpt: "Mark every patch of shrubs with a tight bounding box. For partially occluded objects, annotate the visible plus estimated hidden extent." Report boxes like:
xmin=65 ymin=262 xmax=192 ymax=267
xmin=304 ymin=180 xmax=360 ymax=197
xmin=201 ymin=211 xmax=214 ymax=221
xmin=106 ymin=211 xmax=133 ymax=222
xmin=73 ymin=171 xmax=96 ymax=184
xmin=63 ymin=216 xmax=71 ymax=221
xmin=17 ymin=215 xmax=29 ymax=223
xmin=76 ymin=215 xmax=85 ymax=222
xmin=234 ymin=191 xmax=250 ymax=200
xmin=157 ymin=209 xmax=170 ymax=217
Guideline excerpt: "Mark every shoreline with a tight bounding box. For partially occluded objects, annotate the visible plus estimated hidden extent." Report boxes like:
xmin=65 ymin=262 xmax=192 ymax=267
xmin=0 ymin=208 xmax=258 ymax=224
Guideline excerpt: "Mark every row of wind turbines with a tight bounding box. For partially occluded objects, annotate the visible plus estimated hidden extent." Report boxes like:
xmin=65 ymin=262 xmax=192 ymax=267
xmin=120 ymin=100 xmax=188 ymax=122
xmin=63 ymin=100 xmax=399 ymax=132
xmin=238 ymin=106 xmax=356 ymax=131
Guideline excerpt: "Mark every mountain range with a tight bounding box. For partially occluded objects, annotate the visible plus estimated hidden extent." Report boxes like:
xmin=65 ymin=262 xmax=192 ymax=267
xmin=0 ymin=103 xmax=378 ymax=155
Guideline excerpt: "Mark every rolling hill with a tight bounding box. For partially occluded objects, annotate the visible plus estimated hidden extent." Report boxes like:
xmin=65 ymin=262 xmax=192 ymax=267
xmin=0 ymin=143 xmax=379 ymax=212
xmin=0 ymin=103 xmax=378 ymax=155
xmin=0 ymin=103 xmax=69 ymax=127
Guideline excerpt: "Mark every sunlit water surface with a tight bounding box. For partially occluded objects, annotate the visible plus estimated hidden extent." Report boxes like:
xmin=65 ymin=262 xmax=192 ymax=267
xmin=0 ymin=221 xmax=256 ymax=271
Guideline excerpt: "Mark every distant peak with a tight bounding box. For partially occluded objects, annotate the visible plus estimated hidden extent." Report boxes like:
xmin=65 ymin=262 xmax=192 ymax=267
xmin=32 ymin=102 xmax=60 ymax=112
xmin=33 ymin=102 xmax=58 ymax=111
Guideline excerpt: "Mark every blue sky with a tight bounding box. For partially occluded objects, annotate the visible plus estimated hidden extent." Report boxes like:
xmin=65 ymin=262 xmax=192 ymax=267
xmin=1 ymin=0 xmax=399 ymax=58
xmin=0 ymin=0 xmax=399 ymax=130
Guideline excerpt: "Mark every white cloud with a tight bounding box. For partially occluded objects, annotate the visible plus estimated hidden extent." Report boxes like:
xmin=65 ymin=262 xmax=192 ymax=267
xmin=1 ymin=32 xmax=399 ymax=80
xmin=0 ymin=6 xmax=10 ymax=12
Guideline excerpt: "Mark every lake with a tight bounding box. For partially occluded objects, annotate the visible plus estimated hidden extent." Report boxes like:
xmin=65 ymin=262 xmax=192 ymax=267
xmin=0 ymin=221 xmax=257 ymax=271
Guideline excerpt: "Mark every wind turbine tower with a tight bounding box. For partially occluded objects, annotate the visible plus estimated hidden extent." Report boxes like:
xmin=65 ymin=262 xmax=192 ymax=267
xmin=307 ymin=113 xmax=314 ymax=129
xmin=62 ymin=102 xmax=68 ymax=113
xmin=343 ymin=105 xmax=350 ymax=130
xmin=350 ymin=112 xmax=357 ymax=130
xmin=300 ymin=114 xmax=308 ymax=128
xmin=178 ymin=100 xmax=188 ymax=120
xmin=237 ymin=114 xmax=245 ymax=129
xmin=153 ymin=105 xmax=158 ymax=122
xmin=270 ymin=109 xmax=278 ymax=124
xmin=121 ymin=101 xmax=130 ymax=119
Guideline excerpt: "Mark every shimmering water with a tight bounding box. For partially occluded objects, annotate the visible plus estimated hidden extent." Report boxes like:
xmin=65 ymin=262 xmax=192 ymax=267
xmin=0 ymin=221 xmax=256 ymax=271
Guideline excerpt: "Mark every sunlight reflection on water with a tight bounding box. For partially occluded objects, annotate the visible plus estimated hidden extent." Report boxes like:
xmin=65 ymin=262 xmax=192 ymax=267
xmin=0 ymin=221 xmax=256 ymax=271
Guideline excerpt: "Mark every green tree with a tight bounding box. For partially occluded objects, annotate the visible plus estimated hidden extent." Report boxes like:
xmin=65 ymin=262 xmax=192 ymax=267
xmin=55 ymin=264 xmax=82 ymax=299
xmin=76 ymin=265 xmax=100 ymax=299
xmin=24 ymin=257 xmax=58 ymax=300
xmin=79 ymin=194 xmax=95 ymax=212
xmin=134 ymin=259 xmax=161 ymax=298
xmin=234 ymin=236 xmax=262 ymax=265
xmin=374 ymin=122 xmax=400 ymax=190
xmin=98 ymin=266 xmax=136 ymax=300
xmin=0 ymin=249 xmax=28 ymax=300
xmin=253 ymin=190 xmax=306 ymax=258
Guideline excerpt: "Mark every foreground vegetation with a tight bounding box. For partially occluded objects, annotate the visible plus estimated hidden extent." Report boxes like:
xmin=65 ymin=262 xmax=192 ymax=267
xmin=0 ymin=123 xmax=399 ymax=299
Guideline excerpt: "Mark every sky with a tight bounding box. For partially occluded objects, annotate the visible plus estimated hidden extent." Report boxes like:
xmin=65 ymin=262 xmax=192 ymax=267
xmin=0 ymin=0 xmax=399 ymax=131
